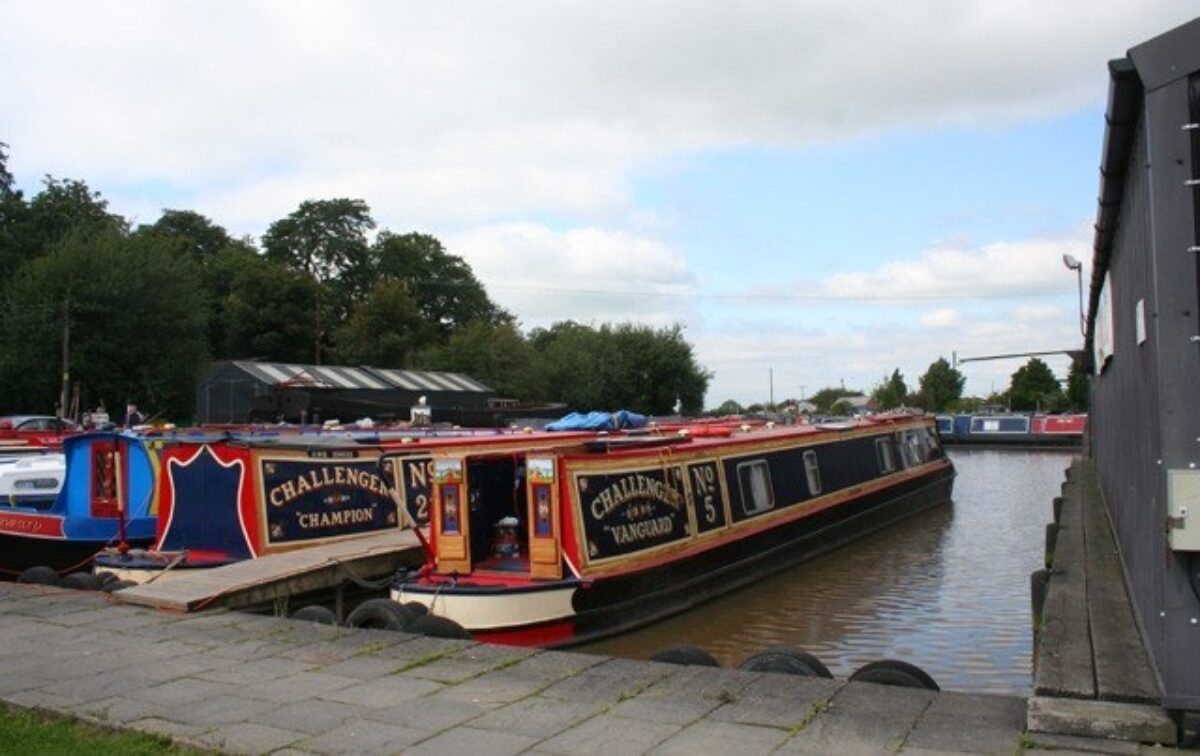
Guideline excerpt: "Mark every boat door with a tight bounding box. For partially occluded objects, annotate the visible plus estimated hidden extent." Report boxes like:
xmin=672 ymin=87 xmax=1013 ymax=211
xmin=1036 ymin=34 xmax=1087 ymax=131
xmin=525 ymin=456 xmax=562 ymax=580
xmin=431 ymin=457 xmax=471 ymax=574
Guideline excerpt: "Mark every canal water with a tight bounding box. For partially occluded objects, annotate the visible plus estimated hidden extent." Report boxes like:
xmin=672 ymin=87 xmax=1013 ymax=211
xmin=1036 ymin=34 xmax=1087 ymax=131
xmin=579 ymin=448 xmax=1076 ymax=695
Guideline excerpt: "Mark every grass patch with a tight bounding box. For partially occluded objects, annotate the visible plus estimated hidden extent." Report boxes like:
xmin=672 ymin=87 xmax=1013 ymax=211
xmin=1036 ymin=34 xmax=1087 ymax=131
xmin=0 ymin=705 xmax=209 ymax=755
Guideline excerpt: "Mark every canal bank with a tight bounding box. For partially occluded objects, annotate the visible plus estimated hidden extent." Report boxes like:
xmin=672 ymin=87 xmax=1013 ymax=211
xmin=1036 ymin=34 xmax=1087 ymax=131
xmin=0 ymin=582 xmax=1030 ymax=754
xmin=3 ymin=579 xmax=1187 ymax=755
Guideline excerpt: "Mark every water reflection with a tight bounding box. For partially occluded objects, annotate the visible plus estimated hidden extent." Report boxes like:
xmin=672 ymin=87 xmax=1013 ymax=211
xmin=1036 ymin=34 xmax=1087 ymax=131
xmin=579 ymin=448 xmax=1075 ymax=694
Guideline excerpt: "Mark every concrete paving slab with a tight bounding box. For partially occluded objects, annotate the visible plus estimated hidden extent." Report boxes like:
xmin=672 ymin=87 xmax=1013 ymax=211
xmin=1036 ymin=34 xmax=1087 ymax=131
xmin=160 ymin=694 xmax=281 ymax=729
xmin=191 ymin=721 xmax=306 ymax=754
xmin=536 ymin=713 xmax=682 ymax=755
xmin=239 ymin=670 xmax=360 ymax=704
xmin=649 ymin=719 xmax=790 ymax=755
xmin=707 ymin=676 xmax=842 ymax=730
xmin=353 ymin=692 xmax=489 ymax=732
xmin=1026 ymin=696 xmax=1177 ymax=745
xmin=403 ymin=726 xmax=540 ymax=756
xmin=400 ymin=642 xmax=536 ymax=684
xmin=195 ymin=656 xmax=316 ymax=685
xmin=73 ymin=695 xmax=163 ymax=726
xmin=1023 ymin=732 xmax=1142 ymax=754
xmin=607 ymin=693 xmax=720 ymax=725
xmin=539 ymin=657 xmax=670 ymax=704
xmin=777 ymin=681 xmax=936 ymax=754
xmin=126 ymin=676 xmax=238 ymax=707
xmin=902 ymin=690 xmax=1026 ymax=754
xmin=249 ymin=698 xmax=364 ymax=735
xmin=423 ymin=670 xmax=546 ymax=710
xmin=125 ymin=716 xmax=214 ymax=743
xmin=295 ymin=716 xmax=425 ymax=753
xmin=316 ymin=673 xmax=444 ymax=708
xmin=469 ymin=694 xmax=607 ymax=738
xmin=313 ymin=653 xmax=418 ymax=680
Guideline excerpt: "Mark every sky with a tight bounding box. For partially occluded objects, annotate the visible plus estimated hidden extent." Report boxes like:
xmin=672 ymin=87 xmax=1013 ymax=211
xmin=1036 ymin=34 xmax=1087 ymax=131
xmin=2 ymin=2 xmax=1196 ymax=408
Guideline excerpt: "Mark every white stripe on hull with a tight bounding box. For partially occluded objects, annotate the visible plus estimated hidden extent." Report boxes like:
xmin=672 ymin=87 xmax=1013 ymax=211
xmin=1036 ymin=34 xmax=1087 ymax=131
xmin=392 ymin=584 xmax=577 ymax=631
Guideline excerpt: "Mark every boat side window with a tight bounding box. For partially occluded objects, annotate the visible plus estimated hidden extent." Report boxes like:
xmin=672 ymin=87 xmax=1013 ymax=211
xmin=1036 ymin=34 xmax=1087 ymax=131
xmin=875 ymin=438 xmax=895 ymax=474
xmin=802 ymin=450 xmax=822 ymax=495
xmin=902 ymin=430 xmax=923 ymax=466
xmin=736 ymin=460 xmax=774 ymax=515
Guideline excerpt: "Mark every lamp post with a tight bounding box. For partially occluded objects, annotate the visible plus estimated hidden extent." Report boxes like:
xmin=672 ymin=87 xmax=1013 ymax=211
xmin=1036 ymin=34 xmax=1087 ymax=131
xmin=1062 ymin=254 xmax=1084 ymax=337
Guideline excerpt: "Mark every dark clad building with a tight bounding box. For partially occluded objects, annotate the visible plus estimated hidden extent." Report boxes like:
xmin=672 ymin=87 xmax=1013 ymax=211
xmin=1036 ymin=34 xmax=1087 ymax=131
xmin=196 ymin=360 xmax=495 ymax=425
xmin=1085 ymin=17 xmax=1200 ymax=711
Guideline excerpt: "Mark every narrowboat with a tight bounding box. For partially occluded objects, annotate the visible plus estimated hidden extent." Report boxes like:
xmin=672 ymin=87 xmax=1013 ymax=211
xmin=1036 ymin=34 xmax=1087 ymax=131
xmin=934 ymin=413 xmax=1086 ymax=447
xmin=95 ymin=428 xmax=595 ymax=583
xmin=0 ymin=432 xmax=157 ymax=577
xmin=391 ymin=413 xmax=955 ymax=647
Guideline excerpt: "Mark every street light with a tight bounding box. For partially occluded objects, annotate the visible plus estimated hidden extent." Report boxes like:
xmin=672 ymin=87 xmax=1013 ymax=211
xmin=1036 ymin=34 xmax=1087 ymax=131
xmin=1062 ymin=254 xmax=1085 ymax=337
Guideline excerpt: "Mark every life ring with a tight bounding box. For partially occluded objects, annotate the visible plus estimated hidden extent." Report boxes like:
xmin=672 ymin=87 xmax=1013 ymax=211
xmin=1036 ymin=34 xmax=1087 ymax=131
xmin=649 ymin=644 xmax=721 ymax=667
xmin=849 ymin=659 xmax=940 ymax=690
xmin=345 ymin=598 xmax=409 ymax=631
xmin=738 ymin=647 xmax=832 ymax=678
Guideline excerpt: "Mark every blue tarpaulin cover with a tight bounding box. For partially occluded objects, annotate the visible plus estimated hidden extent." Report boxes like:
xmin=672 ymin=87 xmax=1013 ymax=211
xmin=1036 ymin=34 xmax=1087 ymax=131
xmin=545 ymin=410 xmax=647 ymax=431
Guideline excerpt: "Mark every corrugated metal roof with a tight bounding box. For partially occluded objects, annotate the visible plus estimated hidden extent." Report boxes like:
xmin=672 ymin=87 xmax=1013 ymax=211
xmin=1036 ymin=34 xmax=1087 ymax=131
xmin=230 ymin=361 xmax=490 ymax=393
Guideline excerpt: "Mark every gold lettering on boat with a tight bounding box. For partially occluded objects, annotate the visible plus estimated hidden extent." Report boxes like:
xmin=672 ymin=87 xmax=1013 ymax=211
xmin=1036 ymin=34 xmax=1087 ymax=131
xmin=588 ymin=472 xmax=684 ymax=521
xmin=267 ymin=465 xmax=391 ymax=508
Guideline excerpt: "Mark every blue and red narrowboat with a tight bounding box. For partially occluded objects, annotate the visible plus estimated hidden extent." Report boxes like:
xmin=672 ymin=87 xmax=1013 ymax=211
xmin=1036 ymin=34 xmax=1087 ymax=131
xmin=0 ymin=432 xmax=157 ymax=578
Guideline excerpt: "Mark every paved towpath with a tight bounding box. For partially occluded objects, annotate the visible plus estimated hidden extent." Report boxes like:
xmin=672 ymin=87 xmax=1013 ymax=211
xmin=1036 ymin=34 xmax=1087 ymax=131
xmin=0 ymin=582 xmax=1133 ymax=754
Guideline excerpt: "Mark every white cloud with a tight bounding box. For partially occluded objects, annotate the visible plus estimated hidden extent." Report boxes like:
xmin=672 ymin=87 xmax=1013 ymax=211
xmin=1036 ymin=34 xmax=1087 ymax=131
xmin=446 ymin=222 xmax=696 ymax=326
xmin=921 ymin=309 xmax=960 ymax=329
xmin=1 ymin=1 xmax=1194 ymax=232
xmin=820 ymin=235 xmax=1090 ymax=302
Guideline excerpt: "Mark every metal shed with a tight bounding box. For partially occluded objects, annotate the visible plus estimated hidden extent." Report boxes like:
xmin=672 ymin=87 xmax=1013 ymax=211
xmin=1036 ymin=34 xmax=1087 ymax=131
xmin=1084 ymin=17 xmax=1200 ymax=711
xmin=195 ymin=360 xmax=495 ymax=425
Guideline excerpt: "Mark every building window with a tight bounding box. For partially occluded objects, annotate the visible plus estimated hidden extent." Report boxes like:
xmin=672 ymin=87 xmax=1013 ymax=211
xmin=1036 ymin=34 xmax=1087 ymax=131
xmin=803 ymin=450 xmax=822 ymax=495
xmin=876 ymin=438 xmax=895 ymax=474
xmin=737 ymin=461 xmax=774 ymax=515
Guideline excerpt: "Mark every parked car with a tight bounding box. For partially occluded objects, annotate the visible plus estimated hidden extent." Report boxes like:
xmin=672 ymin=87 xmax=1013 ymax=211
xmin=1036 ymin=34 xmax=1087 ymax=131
xmin=0 ymin=415 xmax=78 ymax=432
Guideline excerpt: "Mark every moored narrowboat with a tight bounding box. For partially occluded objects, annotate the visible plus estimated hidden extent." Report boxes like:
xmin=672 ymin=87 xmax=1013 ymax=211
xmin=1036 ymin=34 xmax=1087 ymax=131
xmin=391 ymin=413 xmax=955 ymax=646
xmin=934 ymin=412 xmax=1086 ymax=447
xmin=95 ymin=428 xmax=595 ymax=583
xmin=0 ymin=432 xmax=157 ymax=577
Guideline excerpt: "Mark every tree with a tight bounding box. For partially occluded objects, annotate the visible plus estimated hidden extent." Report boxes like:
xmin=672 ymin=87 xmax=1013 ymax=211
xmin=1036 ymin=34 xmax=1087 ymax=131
xmin=1066 ymin=358 xmax=1089 ymax=411
xmin=2 ymin=176 xmax=125 ymax=284
xmin=0 ymin=142 xmax=28 ymax=284
xmin=263 ymin=199 xmax=375 ymax=363
xmin=136 ymin=209 xmax=235 ymax=264
xmin=528 ymin=322 xmax=710 ymax=414
xmin=222 ymin=258 xmax=321 ymax=364
xmin=808 ymin=386 xmax=859 ymax=413
xmin=1008 ymin=357 xmax=1064 ymax=411
xmin=370 ymin=232 xmax=510 ymax=336
xmin=0 ymin=229 xmax=208 ymax=419
xmin=871 ymin=369 xmax=908 ymax=410
xmin=334 ymin=280 xmax=432 ymax=368
xmin=0 ymin=142 xmax=13 ymax=195
xmin=414 ymin=320 xmax=544 ymax=400
xmin=263 ymin=198 xmax=374 ymax=282
xmin=918 ymin=357 xmax=965 ymax=412
xmin=712 ymin=399 xmax=744 ymax=415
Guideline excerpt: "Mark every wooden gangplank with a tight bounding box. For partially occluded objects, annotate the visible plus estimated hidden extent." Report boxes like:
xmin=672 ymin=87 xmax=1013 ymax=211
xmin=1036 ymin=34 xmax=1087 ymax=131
xmin=113 ymin=530 xmax=424 ymax=613
xmin=1034 ymin=459 xmax=1160 ymax=704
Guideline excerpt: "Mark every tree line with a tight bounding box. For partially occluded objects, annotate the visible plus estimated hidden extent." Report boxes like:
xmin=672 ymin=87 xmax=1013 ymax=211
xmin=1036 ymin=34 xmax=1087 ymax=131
xmin=712 ymin=355 xmax=1088 ymax=417
xmin=0 ymin=144 xmax=710 ymax=421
